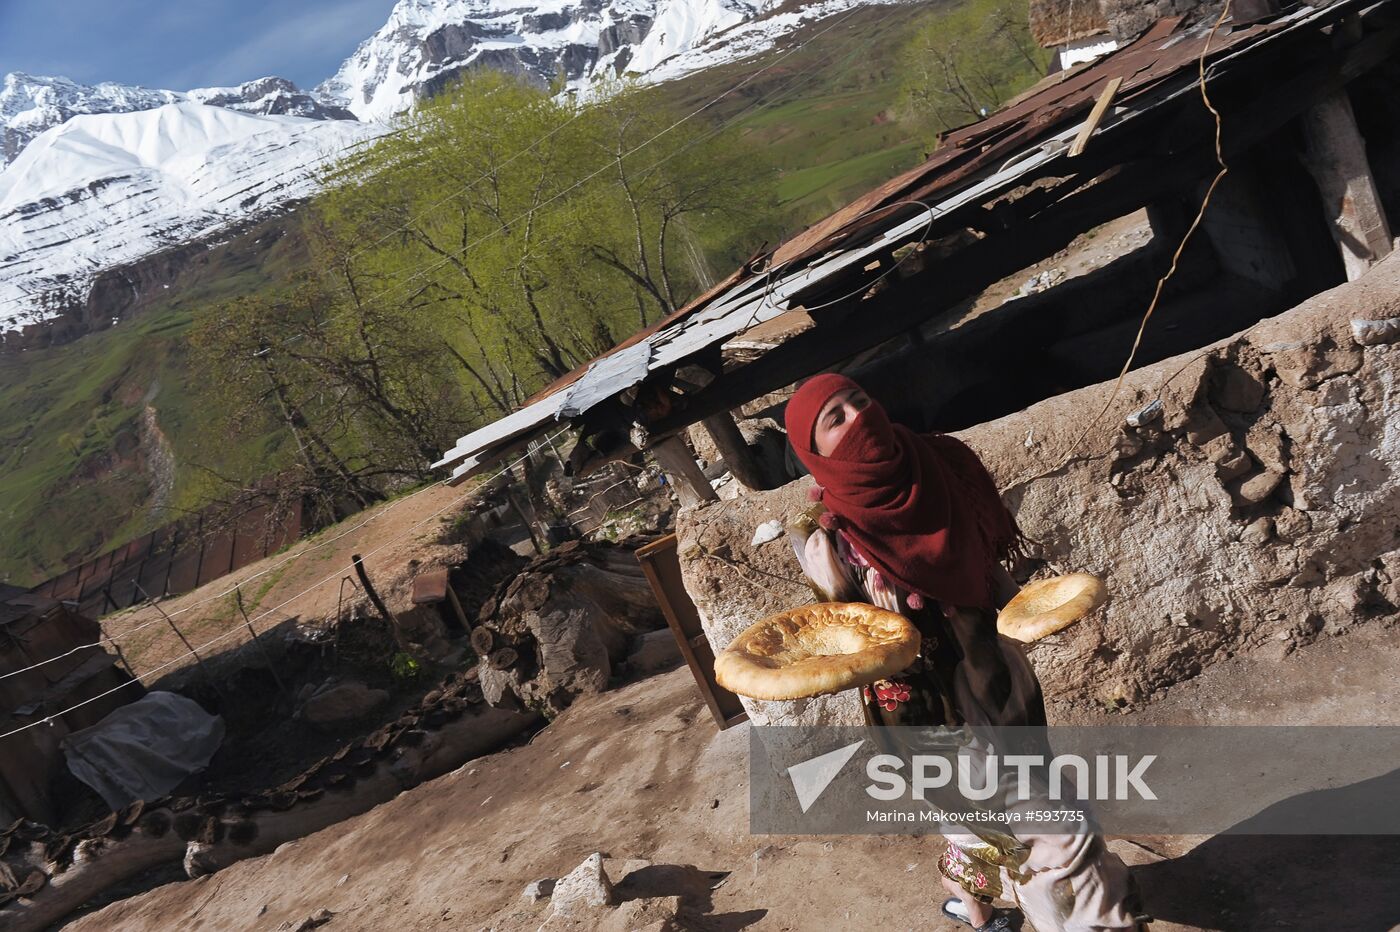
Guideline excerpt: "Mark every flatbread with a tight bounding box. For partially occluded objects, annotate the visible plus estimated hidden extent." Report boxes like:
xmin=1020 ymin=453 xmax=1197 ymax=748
xmin=714 ymin=602 xmax=921 ymax=700
xmin=997 ymin=573 xmax=1107 ymax=643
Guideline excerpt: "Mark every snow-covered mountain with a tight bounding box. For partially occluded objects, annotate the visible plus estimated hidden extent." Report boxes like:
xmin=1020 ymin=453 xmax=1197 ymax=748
xmin=0 ymin=0 xmax=885 ymax=336
xmin=0 ymin=103 xmax=379 ymax=330
xmin=1 ymin=72 xmax=353 ymax=168
xmin=314 ymin=0 xmax=827 ymax=121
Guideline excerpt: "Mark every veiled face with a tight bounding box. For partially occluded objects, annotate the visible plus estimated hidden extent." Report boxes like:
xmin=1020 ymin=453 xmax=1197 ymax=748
xmin=813 ymin=387 xmax=871 ymax=456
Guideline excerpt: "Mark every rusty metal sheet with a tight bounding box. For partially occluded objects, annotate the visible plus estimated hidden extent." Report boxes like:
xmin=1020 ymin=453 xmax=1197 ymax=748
xmin=230 ymin=503 xmax=270 ymax=571
xmin=411 ymin=569 xmax=451 ymax=605
xmin=45 ymin=566 xmax=83 ymax=601
xmin=195 ymin=532 xmax=236 ymax=589
xmin=135 ymin=546 xmax=175 ymax=602
xmin=164 ymin=544 xmax=204 ymax=598
xmin=105 ymin=564 xmax=144 ymax=611
xmin=118 ymin=534 xmax=154 ymax=569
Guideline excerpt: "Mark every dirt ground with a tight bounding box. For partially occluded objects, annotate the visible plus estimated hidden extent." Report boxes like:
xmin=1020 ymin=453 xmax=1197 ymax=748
xmin=65 ymin=619 xmax=1400 ymax=932
xmin=100 ymin=482 xmax=480 ymax=680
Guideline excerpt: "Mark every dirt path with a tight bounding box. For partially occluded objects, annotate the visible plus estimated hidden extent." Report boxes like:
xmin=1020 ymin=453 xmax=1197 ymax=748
xmin=65 ymin=621 xmax=1400 ymax=932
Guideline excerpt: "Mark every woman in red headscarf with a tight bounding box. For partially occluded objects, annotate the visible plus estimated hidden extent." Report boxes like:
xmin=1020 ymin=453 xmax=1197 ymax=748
xmin=784 ymin=373 xmax=1145 ymax=932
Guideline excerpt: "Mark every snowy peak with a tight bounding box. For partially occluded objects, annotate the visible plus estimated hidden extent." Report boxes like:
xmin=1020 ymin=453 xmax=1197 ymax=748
xmin=186 ymin=77 xmax=356 ymax=121
xmin=1 ymin=72 xmax=355 ymax=167
xmin=314 ymin=0 xmax=769 ymax=121
xmin=0 ymin=102 xmax=381 ymax=332
xmin=1 ymin=73 xmax=181 ymax=164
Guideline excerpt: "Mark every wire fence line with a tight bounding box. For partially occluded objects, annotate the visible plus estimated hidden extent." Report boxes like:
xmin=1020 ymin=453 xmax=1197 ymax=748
xmin=0 ymin=429 xmax=567 ymax=697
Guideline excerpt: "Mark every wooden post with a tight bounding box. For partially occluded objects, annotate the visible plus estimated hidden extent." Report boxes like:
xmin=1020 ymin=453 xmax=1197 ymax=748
xmin=352 ymin=554 xmax=409 ymax=651
xmin=701 ymin=411 xmax=772 ymax=491
xmin=134 ymin=583 xmax=224 ymax=701
xmin=649 ymin=435 xmax=719 ymax=507
xmin=234 ymin=586 xmax=291 ymax=701
xmin=504 ymin=467 xmax=546 ymax=555
xmin=1300 ymin=89 xmax=1394 ymax=281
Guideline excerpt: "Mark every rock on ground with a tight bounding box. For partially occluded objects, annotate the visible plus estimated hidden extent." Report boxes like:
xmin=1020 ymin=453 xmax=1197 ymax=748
xmin=677 ymin=253 xmax=1400 ymax=718
xmin=296 ymin=680 xmax=390 ymax=727
xmin=549 ymin=852 xmax=616 ymax=917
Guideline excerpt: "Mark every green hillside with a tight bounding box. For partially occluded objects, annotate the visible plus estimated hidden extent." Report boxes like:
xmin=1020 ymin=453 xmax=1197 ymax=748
xmin=652 ymin=2 xmax=937 ymax=229
xmin=0 ymin=219 xmax=307 ymax=585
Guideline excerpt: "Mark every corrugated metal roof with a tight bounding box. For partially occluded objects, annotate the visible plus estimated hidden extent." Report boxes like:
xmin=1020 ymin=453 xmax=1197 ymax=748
xmin=433 ymin=2 xmax=1354 ymax=477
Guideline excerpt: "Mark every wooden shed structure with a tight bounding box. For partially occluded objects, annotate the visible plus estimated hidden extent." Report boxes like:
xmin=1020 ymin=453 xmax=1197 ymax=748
xmin=0 ymin=590 xmax=143 ymax=825
xmin=433 ymin=0 xmax=1400 ymax=503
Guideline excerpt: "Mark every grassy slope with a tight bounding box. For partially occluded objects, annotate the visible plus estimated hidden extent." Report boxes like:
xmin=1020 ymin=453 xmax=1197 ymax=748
xmin=0 ymin=219 xmax=306 ymax=584
xmin=0 ymin=1 xmax=983 ymax=586
xmin=653 ymin=2 xmax=939 ymax=232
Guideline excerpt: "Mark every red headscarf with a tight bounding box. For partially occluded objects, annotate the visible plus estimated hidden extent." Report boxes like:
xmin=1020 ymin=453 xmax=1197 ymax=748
xmin=784 ymin=373 xmax=1022 ymax=609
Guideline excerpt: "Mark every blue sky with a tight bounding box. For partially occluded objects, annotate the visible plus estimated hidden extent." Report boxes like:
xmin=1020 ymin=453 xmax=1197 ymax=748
xmin=0 ymin=0 xmax=397 ymax=91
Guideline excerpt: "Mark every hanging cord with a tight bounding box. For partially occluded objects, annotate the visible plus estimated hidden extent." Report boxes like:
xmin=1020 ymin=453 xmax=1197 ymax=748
xmin=1021 ymin=1 xmax=1235 ymax=489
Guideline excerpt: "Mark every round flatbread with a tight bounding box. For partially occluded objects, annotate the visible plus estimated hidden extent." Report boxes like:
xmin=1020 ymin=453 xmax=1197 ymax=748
xmin=714 ymin=602 xmax=921 ymax=700
xmin=997 ymin=573 xmax=1107 ymax=643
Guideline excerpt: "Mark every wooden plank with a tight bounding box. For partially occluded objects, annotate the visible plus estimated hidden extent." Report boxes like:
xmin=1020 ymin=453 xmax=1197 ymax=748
xmin=635 ymin=535 xmax=747 ymax=730
xmin=1069 ymin=76 xmax=1123 ymax=157
xmin=1300 ymin=89 xmax=1394 ymax=280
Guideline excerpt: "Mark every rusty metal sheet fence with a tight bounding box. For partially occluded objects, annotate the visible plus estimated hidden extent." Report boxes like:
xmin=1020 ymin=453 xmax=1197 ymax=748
xmin=30 ymin=500 xmax=304 ymax=619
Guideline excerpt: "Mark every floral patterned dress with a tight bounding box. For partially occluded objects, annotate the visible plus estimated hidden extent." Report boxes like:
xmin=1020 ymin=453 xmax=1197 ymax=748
xmin=791 ymin=519 xmax=1142 ymax=931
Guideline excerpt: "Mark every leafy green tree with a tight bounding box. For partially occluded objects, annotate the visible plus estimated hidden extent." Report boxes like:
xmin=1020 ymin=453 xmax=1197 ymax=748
xmin=190 ymin=70 xmax=775 ymax=524
xmin=897 ymin=0 xmax=1050 ymax=140
xmin=312 ymin=71 xmax=775 ymax=415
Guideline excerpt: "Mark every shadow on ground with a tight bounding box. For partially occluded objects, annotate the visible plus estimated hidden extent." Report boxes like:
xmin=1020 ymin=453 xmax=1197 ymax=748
xmin=1135 ymin=767 xmax=1400 ymax=931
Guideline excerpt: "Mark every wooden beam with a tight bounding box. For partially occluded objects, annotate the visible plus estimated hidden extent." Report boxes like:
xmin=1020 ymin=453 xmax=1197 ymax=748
xmin=701 ymin=411 xmax=772 ymax=491
xmin=1300 ymin=89 xmax=1394 ymax=280
xmin=1069 ymin=77 xmax=1123 ymax=158
xmin=649 ymin=435 xmax=718 ymax=506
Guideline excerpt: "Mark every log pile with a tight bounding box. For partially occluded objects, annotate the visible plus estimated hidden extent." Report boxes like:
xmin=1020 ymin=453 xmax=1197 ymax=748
xmin=475 ymin=539 xmax=666 ymax=717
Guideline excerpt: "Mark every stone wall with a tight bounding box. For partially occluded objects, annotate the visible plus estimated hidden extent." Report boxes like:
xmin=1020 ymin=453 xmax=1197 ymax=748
xmin=1099 ymin=0 xmax=1226 ymax=42
xmin=676 ymin=253 xmax=1400 ymax=724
